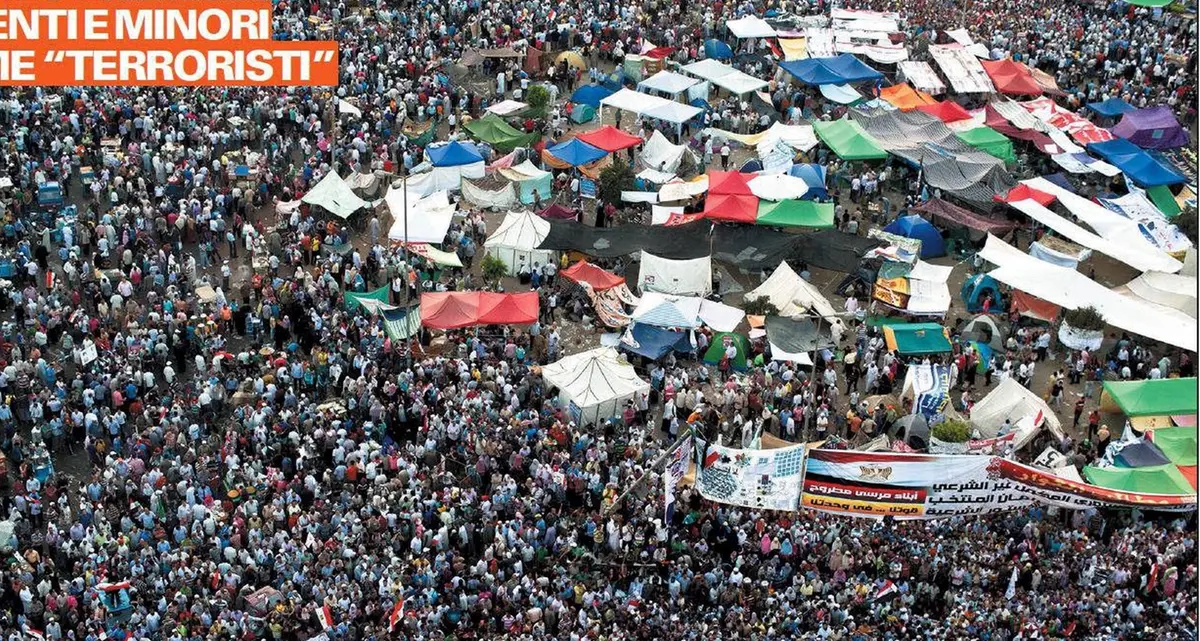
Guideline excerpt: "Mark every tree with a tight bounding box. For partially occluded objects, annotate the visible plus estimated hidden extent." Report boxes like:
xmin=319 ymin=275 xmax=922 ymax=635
xmin=742 ymin=297 xmax=780 ymax=317
xmin=1062 ymin=305 xmax=1105 ymax=332
xmin=526 ymin=84 xmax=551 ymax=116
xmin=481 ymin=254 xmax=508 ymax=288
xmin=598 ymin=159 xmax=635 ymax=207
xmin=931 ymin=418 xmax=971 ymax=443
xmin=1176 ymin=205 xmax=1197 ymax=244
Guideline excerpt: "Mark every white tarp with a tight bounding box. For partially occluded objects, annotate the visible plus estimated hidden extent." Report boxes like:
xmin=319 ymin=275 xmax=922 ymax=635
xmin=1098 ymin=191 xmax=1193 ymax=255
xmin=302 ymin=171 xmax=369 ymax=219
xmin=726 ymin=16 xmax=777 ymax=39
xmin=929 ymin=44 xmax=994 ymax=93
xmin=1116 ymin=272 xmax=1198 ymax=319
xmin=338 ymin=99 xmax=361 ymax=117
xmin=486 ymin=99 xmax=528 ymax=116
xmin=461 ymin=179 xmax=520 ymax=210
xmin=541 ymin=347 xmax=651 ymax=425
xmin=820 ymin=83 xmax=863 ymax=104
xmin=651 ymin=205 xmax=685 ymax=225
xmin=631 ymin=291 xmax=704 ymax=328
xmin=906 ymin=278 xmax=952 ymax=315
xmin=804 ymin=28 xmax=837 ymax=58
xmin=698 ymin=299 xmax=746 ymax=332
xmin=979 ymin=234 xmax=1197 ymax=351
xmin=746 ymin=261 xmax=846 ymax=342
xmin=970 ymin=378 xmax=1064 ymax=441
xmin=639 ymin=252 xmax=713 ymax=296
xmin=1028 ymin=178 xmax=1186 ymax=261
xmin=600 ymin=88 xmax=704 ymax=124
xmin=748 ymin=174 xmax=812 ymax=200
xmin=908 ymin=260 xmax=954 ymax=283
xmin=637 ymin=168 xmax=677 ymax=184
xmin=895 ymin=61 xmax=945 ymax=95
xmin=638 ymin=70 xmax=700 ymax=95
xmin=385 ymin=188 xmax=456 ymax=244
xmin=429 ymin=162 xmax=486 ymax=192
xmin=484 ymin=210 xmax=556 ymax=275
xmin=641 ymin=130 xmax=693 ymax=174
xmin=658 ymin=176 xmax=709 ymax=201
xmin=621 ymin=191 xmax=659 ymax=203
xmin=681 ymin=59 xmax=769 ymax=94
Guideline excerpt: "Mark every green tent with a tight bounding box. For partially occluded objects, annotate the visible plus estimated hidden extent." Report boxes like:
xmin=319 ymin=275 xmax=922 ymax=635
xmin=344 ymin=285 xmax=391 ymax=312
xmin=955 ymin=126 xmax=1016 ymax=163
xmin=1083 ymin=464 xmax=1195 ymax=495
xmin=882 ymin=322 xmax=951 ymax=355
xmin=1101 ymin=378 xmax=1198 ymax=417
xmin=404 ymin=118 xmax=438 ymax=147
xmin=570 ymin=104 xmax=597 ymax=124
xmin=463 ymin=114 xmax=540 ymax=151
xmin=756 ymin=199 xmax=835 ymax=228
xmin=813 ymin=119 xmax=888 ymax=160
xmin=1150 ymin=427 xmax=1198 ymax=466
xmin=702 ymin=332 xmax=751 ymax=371
xmin=1147 ymin=185 xmax=1182 ymax=217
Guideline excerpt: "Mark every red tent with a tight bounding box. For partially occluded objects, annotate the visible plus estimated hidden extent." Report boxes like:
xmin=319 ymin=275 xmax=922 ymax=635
xmin=477 ymin=292 xmax=539 ymax=325
xmin=576 ymin=125 xmax=643 ymax=152
xmin=704 ymin=194 xmax=760 ymax=223
xmin=561 ymin=260 xmax=626 ymax=290
xmin=707 ymin=171 xmax=754 ymax=196
xmin=916 ymin=100 xmax=973 ymax=123
xmin=995 ymin=184 xmax=1056 ymax=206
xmin=538 ymin=204 xmax=578 ymax=220
xmin=981 ymin=59 xmax=1043 ymax=96
xmin=421 ymin=292 xmax=539 ymax=328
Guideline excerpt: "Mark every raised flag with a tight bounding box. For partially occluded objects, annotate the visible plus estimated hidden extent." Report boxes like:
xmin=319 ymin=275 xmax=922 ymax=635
xmin=315 ymin=604 xmax=334 ymax=630
xmin=874 ymin=580 xmax=898 ymax=601
xmin=388 ymin=597 xmax=406 ymax=632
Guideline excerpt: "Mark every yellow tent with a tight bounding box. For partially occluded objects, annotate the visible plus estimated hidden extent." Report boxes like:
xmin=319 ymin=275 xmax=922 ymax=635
xmin=556 ymin=51 xmax=587 ymax=71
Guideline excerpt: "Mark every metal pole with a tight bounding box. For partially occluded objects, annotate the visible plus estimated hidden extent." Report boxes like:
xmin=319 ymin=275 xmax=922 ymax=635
xmin=603 ymin=430 xmax=691 ymax=516
xmin=402 ymin=176 xmax=412 ymax=366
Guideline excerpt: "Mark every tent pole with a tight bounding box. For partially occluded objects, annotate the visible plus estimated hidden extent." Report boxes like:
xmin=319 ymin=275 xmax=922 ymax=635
xmin=603 ymin=430 xmax=691 ymax=516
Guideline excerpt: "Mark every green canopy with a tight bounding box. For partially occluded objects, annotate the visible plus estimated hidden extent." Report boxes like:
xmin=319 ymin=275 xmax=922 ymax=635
xmin=813 ymin=119 xmax=888 ymax=160
xmin=882 ymin=322 xmax=951 ymax=355
xmin=1125 ymin=0 xmax=1172 ymax=7
xmin=1151 ymin=427 xmax=1198 ymax=466
xmin=344 ymin=285 xmax=391 ymax=312
xmin=1147 ymin=185 xmax=1182 ymax=218
xmin=1102 ymin=378 xmax=1198 ymax=417
xmin=756 ymin=200 xmax=835 ymax=228
xmin=702 ymin=332 xmax=751 ymax=371
xmin=1083 ymin=463 xmax=1195 ymax=495
xmin=955 ymin=126 xmax=1016 ymax=163
xmin=463 ymin=114 xmax=540 ymax=151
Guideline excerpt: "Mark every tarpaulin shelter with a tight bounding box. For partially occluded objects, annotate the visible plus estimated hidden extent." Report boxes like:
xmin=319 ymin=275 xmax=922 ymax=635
xmin=702 ymin=332 xmax=751 ymax=370
xmin=756 ymin=200 xmax=835 ymax=228
xmin=561 ymin=260 xmax=625 ymax=290
xmin=1101 ymin=378 xmax=1199 ymax=418
xmin=881 ymin=322 xmax=951 ymax=354
xmin=426 ymin=141 xmax=486 ymax=190
xmin=542 ymin=347 xmax=650 ymax=424
xmin=1112 ymin=106 xmax=1190 ymax=150
xmin=638 ymin=252 xmax=713 ymax=296
xmin=746 ymin=261 xmax=847 ymax=342
xmin=996 ymin=183 xmax=1056 ymax=206
xmin=779 ymin=53 xmax=883 ymax=85
xmin=1115 ymin=272 xmax=1197 ymax=318
xmin=896 ymin=61 xmax=947 ymax=95
xmin=1088 ymin=138 xmax=1187 ymax=186
xmin=820 ymin=84 xmax=865 ymax=105
xmin=576 ymin=126 xmax=643 ymax=152
xmin=912 ymin=198 xmax=1016 ymax=235
xmin=879 ymin=83 xmax=939 ymax=110
xmin=547 ymin=138 xmax=609 ymax=167
xmin=381 ymin=306 xmax=422 ymax=341
xmin=704 ymin=39 xmax=734 ymax=59
xmin=813 ymin=119 xmax=888 ymax=160
xmin=707 ymin=170 xmax=755 ymax=195
xmin=630 ymin=291 xmax=703 ymax=328
xmin=1087 ymin=97 xmax=1137 ymax=118
xmin=704 ymin=194 xmax=761 ymax=223
xmin=929 ymin=44 xmax=995 ymax=94
xmin=981 ymin=59 xmax=1042 ymax=96
xmin=538 ymin=204 xmax=578 ymax=221
xmin=571 ymin=84 xmax=615 ymax=108
xmin=499 ymin=159 xmax=555 ymax=205
xmin=789 ymin=164 xmax=830 ymax=200
xmin=970 ymin=378 xmax=1061 ymax=440
xmin=1083 ymin=464 xmax=1196 ymax=495
xmin=420 ymin=292 xmax=538 ymax=329
xmin=302 ymin=171 xmax=369 ymax=219
xmin=883 ymin=215 xmax=945 ymax=258
xmin=1149 ymin=427 xmax=1198 ymax=467
xmin=484 ymin=210 xmax=556 ymax=275
xmin=916 ymin=100 xmax=973 ymax=123
xmin=1009 ymin=290 xmax=1059 ymax=321
xmin=955 ymin=126 xmax=1016 ymax=163
xmin=620 ymin=324 xmax=692 ymax=359
xmin=765 ymin=315 xmax=837 ymax=354
xmin=1114 ymin=440 xmax=1173 ymax=468
xmin=385 ymin=188 xmax=456 ymax=244
xmin=463 ymin=114 xmax=539 ymax=151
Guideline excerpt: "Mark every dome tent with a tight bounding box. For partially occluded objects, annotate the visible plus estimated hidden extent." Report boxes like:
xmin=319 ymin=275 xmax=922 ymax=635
xmin=883 ymin=215 xmax=946 ymax=258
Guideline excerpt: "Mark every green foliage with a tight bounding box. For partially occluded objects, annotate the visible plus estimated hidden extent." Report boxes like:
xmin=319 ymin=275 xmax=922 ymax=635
xmin=742 ymin=297 xmax=780 ymax=317
xmin=481 ymin=254 xmax=508 ymax=286
xmin=526 ymin=84 xmax=551 ymax=115
xmin=1175 ymin=205 xmax=1197 ymax=244
xmin=1062 ymin=305 xmax=1105 ymax=332
xmin=932 ymin=418 xmax=972 ymax=443
xmin=598 ymin=159 xmax=635 ymax=207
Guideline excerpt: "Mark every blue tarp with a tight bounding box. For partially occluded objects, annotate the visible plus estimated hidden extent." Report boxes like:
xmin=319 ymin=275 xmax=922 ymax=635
xmin=779 ymin=54 xmax=883 ymax=86
xmin=704 ymin=39 xmax=734 ymax=60
xmin=1115 ymin=440 xmax=1172 ymax=468
xmin=1086 ymin=97 xmax=1136 ymax=117
xmin=621 ymin=324 xmax=692 ymax=359
xmin=883 ymin=215 xmax=946 ymax=258
xmin=789 ymin=164 xmax=829 ymax=200
xmin=427 ymin=141 xmax=484 ymax=167
xmin=571 ymin=84 xmax=615 ymax=108
xmin=547 ymin=138 xmax=608 ymax=167
xmin=1042 ymin=173 xmax=1076 ymax=193
xmin=1088 ymin=138 xmax=1187 ymax=187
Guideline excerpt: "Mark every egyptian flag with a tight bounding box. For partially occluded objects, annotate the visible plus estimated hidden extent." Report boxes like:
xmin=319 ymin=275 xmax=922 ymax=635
xmin=1146 ymin=563 xmax=1161 ymax=595
xmin=315 ymin=604 xmax=334 ymax=630
xmin=44 ymin=270 xmax=55 ymax=290
xmin=22 ymin=624 xmax=45 ymax=641
xmin=388 ymin=597 xmax=406 ymax=632
xmin=874 ymin=580 xmax=899 ymax=601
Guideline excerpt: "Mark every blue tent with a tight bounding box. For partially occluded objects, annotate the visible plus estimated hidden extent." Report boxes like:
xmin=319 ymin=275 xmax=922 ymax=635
xmin=779 ymin=54 xmax=883 ymax=86
xmin=547 ymin=138 xmax=608 ymax=167
xmin=620 ymin=324 xmax=693 ymax=360
xmin=960 ymin=274 xmax=1005 ymax=314
xmin=883 ymin=215 xmax=946 ymax=258
xmin=571 ymin=84 xmax=614 ymax=108
xmin=427 ymin=141 xmax=484 ymax=167
xmin=1086 ymin=97 xmax=1137 ymax=118
xmin=1088 ymin=138 xmax=1187 ymax=187
xmin=740 ymin=159 xmax=764 ymax=173
xmin=1115 ymin=440 xmax=1172 ymax=468
xmin=704 ymin=39 xmax=734 ymax=60
xmin=789 ymin=164 xmax=829 ymax=200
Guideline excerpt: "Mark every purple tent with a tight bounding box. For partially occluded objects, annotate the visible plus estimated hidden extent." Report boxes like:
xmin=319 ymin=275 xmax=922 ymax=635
xmin=1112 ymin=106 xmax=1189 ymax=150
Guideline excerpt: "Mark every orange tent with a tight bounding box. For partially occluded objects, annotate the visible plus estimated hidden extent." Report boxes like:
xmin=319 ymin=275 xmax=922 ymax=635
xmin=879 ymin=83 xmax=938 ymax=110
xmin=981 ymin=59 xmax=1043 ymax=96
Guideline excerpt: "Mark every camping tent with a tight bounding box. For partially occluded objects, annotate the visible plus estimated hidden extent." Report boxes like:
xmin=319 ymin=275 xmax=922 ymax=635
xmin=955 ymin=126 xmax=1016 ymax=163
xmin=881 ymin=323 xmax=951 ymax=354
xmin=547 ymin=138 xmax=609 ymax=167
xmin=638 ymin=252 xmax=713 ymax=296
xmin=1111 ymin=106 xmax=1190 ymax=150
xmin=1087 ymin=138 xmax=1187 ymax=187
xmin=1087 ymin=97 xmax=1137 ymax=118
xmin=779 ymin=54 xmax=883 ymax=85
xmin=1101 ymin=378 xmax=1199 ymax=418
xmin=789 ymin=164 xmax=829 ymax=200
xmin=576 ymin=125 xmax=643 ymax=152
xmin=745 ymin=261 xmax=846 ymax=342
xmin=1083 ymin=464 xmax=1196 ymax=495
xmin=302 ymin=171 xmax=369 ymax=219
xmin=702 ymin=332 xmax=751 ymax=370
xmin=541 ymin=347 xmax=651 ymax=424
xmin=883 ymin=215 xmax=946 ymax=258
xmin=970 ymin=378 xmax=1062 ymax=440
xmin=484 ymin=210 xmax=556 ymax=275
xmin=420 ymin=292 xmax=539 ymax=329
xmin=561 ymin=260 xmax=625 ymax=290
xmin=813 ymin=119 xmax=888 ymax=160
xmin=571 ymin=84 xmax=614 ymax=108
xmin=893 ymin=414 xmax=931 ymax=450
xmin=980 ymin=59 xmax=1042 ymax=96
xmin=463 ymin=114 xmax=539 ymax=151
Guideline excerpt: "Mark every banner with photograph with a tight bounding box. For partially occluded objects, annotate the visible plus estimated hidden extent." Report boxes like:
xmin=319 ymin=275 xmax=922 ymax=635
xmin=664 ymin=435 xmax=693 ymax=523
xmin=696 ymin=441 xmax=806 ymax=511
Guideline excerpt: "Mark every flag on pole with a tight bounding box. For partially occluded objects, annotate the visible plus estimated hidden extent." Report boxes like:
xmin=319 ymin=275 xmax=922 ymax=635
xmin=315 ymin=604 xmax=334 ymax=630
xmin=874 ymin=580 xmax=899 ymax=602
xmin=388 ymin=597 xmax=406 ymax=632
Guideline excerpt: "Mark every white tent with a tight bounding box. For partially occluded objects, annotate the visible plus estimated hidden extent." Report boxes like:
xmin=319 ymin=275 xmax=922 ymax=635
xmin=726 ymin=16 xmax=777 ymax=39
xmin=541 ymin=347 xmax=651 ymax=425
xmin=638 ymin=252 xmax=712 ymax=296
xmin=638 ymin=70 xmax=700 ymax=96
xmin=486 ymin=99 xmax=528 ymax=116
xmin=599 ymin=88 xmax=704 ymax=126
xmin=631 ymin=292 xmax=704 ymax=328
xmin=641 ymin=131 xmax=695 ymax=174
xmin=1115 ymin=271 xmax=1198 ymax=319
xmin=745 ymin=261 xmax=846 ymax=342
xmin=483 ymin=210 xmax=556 ymax=275
xmin=302 ymin=171 xmax=369 ymax=219
xmin=681 ymin=59 xmax=768 ymax=95
xmin=386 ymin=188 xmax=456 ymax=244
xmin=970 ymin=378 xmax=1064 ymax=443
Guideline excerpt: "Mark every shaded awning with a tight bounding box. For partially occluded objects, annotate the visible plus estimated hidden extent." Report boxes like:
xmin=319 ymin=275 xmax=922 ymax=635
xmin=911 ymin=198 xmax=1016 ymax=234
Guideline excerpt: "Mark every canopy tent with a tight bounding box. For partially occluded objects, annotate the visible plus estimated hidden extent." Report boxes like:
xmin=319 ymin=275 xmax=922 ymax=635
xmin=970 ymin=378 xmax=1062 ymax=440
xmin=883 ymin=215 xmax=945 ymax=258
xmin=420 ymin=292 xmax=539 ymax=329
xmin=561 ymin=260 xmax=625 ymax=290
xmin=702 ymin=332 xmax=752 ymax=371
xmin=881 ymin=323 xmax=952 ymax=354
xmin=571 ymin=84 xmax=615 ymax=107
xmin=896 ymin=61 xmax=947 ymax=95
xmin=813 ymin=119 xmax=888 ymax=160
xmin=1149 ymin=427 xmax=1198 ymax=467
xmin=913 ymin=198 xmax=1017 ymax=235
xmin=302 ymin=172 xmax=369 ymax=219
xmin=499 ymin=160 xmax=554 ymax=205
xmin=704 ymin=39 xmax=734 ymax=59
xmin=1087 ymin=97 xmax=1137 ymax=118
xmin=980 ymin=59 xmax=1043 ymax=96
xmin=708 ymin=170 xmax=755 ymax=196
xmin=726 ymin=16 xmax=777 ymax=39
xmin=385 ymin=188 xmax=455 ymax=244
xmin=620 ymin=324 xmax=692 ymax=360
xmin=679 ymin=59 xmax=769 ymax=94
xmin=637 ymin=70 xmax=701 ymax=96
xmin=600 ymin=88 xmax=705 ymax=125
xmin=704 ymin=193 xmax=761 ymax=223
xmin=547 ymin=138 xmax=609 ymax=167
xmin=879 ymin=83 xmax=938 ymax=110
xmin=638 ymin=252 xmax=713 ymax=296
xmin=485 ymin=99 xmax=528 ymax=117
xmin=1087 ymin=139 xmax=1187 ymax=187
xmin=978 ymin=234 xmax=1198 ymax=352
xmin=756 ymin=200 xmax=835 ymax=228
xmin=484 ymin=210 xmax=556 ymax=275
xmin=1101 ymin=379 xmax=1198 ymax=418
xmin=779 ymin=54 xmax=883 ymax=85
xmin=541 ymin=347 xmax=651 ymax=425
xmin=1083 ymin=464 xmax=1196 ymax=495
xmin=929 ymin=44 xmax=994 ymax=94
xmin=1111 ymin=106 xmax=1190 ymax=150
xmin=748 ymin=174 xmax=814 ymax=201
xmin=427 ymin=140 xmax=484 ymax=166
xmin=745 ymin=261 xmax=846 ymax=342
xmin=463 ymin=114 xmax=539 ymax=151
xmin=916 ymin=101 xmax=973 ymax=123
xmin=954 ymin=126 xmax=1016 ymax=163
xmin=575 ymin=126 xmax=643 ymax=152
xmin=997 ymin=183 xmax=1057 ymax=206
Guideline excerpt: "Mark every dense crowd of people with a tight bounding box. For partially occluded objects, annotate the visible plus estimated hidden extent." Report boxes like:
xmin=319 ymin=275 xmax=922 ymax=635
xmin=0 ymin=0 xmax=1194 ymax=639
